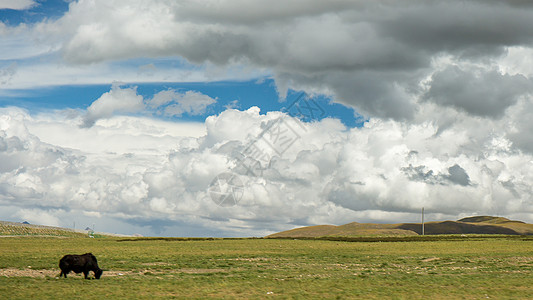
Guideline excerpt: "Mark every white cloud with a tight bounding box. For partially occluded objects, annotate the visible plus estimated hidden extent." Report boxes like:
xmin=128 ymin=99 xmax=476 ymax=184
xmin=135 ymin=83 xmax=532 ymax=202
xmin=0 ymin=0 xmax=36 ymax=10
xmin=0 ymin=62 xmax=16 ymax=85
xmin=149 ymin=197 xmax=175 ymax=213
xmin=499 ymin=46 xmax=533 ymax=77
xmin=0 ymin=58 xmax=235 ymax=90
xmin=149 ymin=89 xmax=217 ymax=117
xmin=0 ymin=105 xmax=532 ymax=236
xmin=27 ymin=113 xmax=205 ymax=155
xmin=79 ymin=84 xmax=217 ymax=128
xmin=82 ymin=83 xmax=144 ymax=127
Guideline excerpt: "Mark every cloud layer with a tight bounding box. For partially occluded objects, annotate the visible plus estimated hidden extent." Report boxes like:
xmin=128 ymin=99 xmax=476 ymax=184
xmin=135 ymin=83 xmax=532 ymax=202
xmin=20 ymin=0 xmax=531 ymax=120
xmin=0 ymin=98 xmax=531 ymax=235
xmin=2 ymin=1 xmax=532 ymax=119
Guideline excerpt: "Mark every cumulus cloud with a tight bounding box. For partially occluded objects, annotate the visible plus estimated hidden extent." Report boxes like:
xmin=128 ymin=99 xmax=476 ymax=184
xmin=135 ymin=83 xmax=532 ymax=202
xmin=82 ymin=83 xmax=144 ymax=127
xmin=148 ymin=89 xmax=217 ymax=117
xmin=1 ymin=106 xmax=532 ymax=236
xmin=505 ymin=98 xmax=533 ymax=154
xmin=81 ymin=85 xmax=218 ymax=127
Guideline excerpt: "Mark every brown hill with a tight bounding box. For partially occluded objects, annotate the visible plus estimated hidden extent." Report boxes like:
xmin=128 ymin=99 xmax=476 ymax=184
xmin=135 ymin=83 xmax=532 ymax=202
xmin=267 ymin=216 xmax=533 ymax=238
xmin=0 ymin=221 xmax=130 ymax=237
xmin=458 ymin=216 xmax=533 ymax=235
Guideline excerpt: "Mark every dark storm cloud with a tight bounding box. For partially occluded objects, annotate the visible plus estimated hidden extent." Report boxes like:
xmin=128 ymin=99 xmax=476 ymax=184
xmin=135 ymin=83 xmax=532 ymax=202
xmin=378 ymin=1 xmax=533 ymax=57
xmin=424 ymin=66 xmax=532 ymax=118
xmin=447 ymin=164 xmax=471 ymax=186
xmin=403 ymin=164 xmax=471 ymax=186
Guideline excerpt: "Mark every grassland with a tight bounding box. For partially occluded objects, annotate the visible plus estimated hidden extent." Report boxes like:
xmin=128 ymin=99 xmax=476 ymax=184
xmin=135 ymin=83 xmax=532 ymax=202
xmin=1 ymin=236 xmax=532 ymax=299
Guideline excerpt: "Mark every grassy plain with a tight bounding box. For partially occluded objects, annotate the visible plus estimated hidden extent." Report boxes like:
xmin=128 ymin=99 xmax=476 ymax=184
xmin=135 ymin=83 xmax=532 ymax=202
xmin=0 ymin=236 xmax=532 ymax=299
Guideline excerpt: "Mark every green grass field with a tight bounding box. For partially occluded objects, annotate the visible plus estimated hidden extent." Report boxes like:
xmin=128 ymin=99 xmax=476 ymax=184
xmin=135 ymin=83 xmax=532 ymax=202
xmin=1 ymin=236 xmax=532 ymax=299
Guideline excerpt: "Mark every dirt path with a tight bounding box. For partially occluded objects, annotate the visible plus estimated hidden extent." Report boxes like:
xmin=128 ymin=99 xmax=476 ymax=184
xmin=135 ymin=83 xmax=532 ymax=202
xmin=0 ymin=268 xmax=227 ymax=278
xmin=0 ymin=268 xmax=58 ymax=278
xmin=0 ymin=268 xmax=139 ymax=278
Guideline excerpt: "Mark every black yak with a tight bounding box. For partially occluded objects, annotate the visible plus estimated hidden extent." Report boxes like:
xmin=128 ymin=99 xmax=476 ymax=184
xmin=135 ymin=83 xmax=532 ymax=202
xmin=59 ymin=253 xmax=103 ymax=279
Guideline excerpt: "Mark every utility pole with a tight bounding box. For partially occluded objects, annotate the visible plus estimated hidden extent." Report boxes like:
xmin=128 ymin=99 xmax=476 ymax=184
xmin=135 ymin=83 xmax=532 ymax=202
xmin=422 ymin=207 xmax=425 ymax=235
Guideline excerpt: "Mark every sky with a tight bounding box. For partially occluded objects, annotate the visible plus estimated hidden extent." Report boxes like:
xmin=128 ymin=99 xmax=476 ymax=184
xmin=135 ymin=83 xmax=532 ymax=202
xmin=0 ymin=0 xmax=532 ymax=237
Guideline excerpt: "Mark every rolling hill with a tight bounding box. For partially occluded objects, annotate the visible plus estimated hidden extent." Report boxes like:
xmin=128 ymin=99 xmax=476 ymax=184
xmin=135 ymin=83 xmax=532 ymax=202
xmin=0 ymin=221 xmax=129 ymax=237
xmin=267 ymin=216 xmax=533 ymax=238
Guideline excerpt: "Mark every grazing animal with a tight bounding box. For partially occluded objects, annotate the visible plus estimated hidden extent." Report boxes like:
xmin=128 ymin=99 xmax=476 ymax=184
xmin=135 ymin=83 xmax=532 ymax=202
xmin=59 ymin=253 xmax=103 ymax=279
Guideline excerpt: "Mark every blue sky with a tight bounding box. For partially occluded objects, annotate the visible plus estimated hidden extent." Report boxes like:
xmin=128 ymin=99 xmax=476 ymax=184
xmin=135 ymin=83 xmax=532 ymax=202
xmin=0 ymin=79 xmax=362 ymax=126
xmin=1 ymin=1 xmax=532 ymax=237
xmin=0 ymin=0 xmax=70 ymax=25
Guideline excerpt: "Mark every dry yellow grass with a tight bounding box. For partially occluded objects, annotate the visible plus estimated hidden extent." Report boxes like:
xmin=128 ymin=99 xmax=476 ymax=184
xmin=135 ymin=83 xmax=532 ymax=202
xmin=268 ymin=216 xmax=533 ymax=238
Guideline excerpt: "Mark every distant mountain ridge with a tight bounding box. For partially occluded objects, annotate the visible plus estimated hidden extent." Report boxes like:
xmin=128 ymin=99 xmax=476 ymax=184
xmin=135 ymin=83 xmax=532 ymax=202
xmin=267 ymin=216 xmax=533 ymax=238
